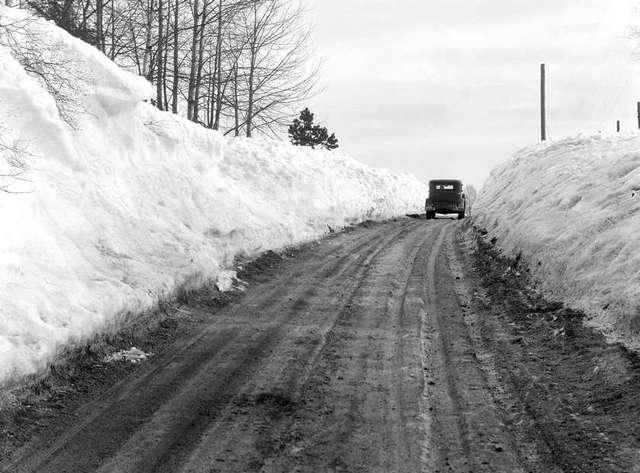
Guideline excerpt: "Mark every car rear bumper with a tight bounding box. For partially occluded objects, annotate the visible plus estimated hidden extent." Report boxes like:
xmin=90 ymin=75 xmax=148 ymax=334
xmin=425 ymin=201 xmax=464 ymax=213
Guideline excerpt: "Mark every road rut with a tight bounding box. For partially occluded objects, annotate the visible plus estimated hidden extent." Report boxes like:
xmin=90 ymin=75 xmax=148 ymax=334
xmin=3 ymin=219 xmax=537 ymax=472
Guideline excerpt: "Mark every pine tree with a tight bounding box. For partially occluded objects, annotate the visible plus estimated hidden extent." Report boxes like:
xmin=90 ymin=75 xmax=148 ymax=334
xmin=288 ymin=108 xmax=315 ymax=146
xmin=325 ymin=133 xmax=338 ymax=150
xmin=288 ymin=108 xmax=339 ymax=151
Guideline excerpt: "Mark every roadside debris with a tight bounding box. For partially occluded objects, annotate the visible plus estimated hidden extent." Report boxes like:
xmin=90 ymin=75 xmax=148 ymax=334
xmin=104 ymin=347 xmax=151 ymax=364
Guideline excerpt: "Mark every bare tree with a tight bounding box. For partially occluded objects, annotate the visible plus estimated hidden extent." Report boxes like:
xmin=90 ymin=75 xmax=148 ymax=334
xmin=95 ymin=0 xmax=104 ymax=51
xmin=16 ymin=0 xmax=319 ymax=137
xmin=211 ymin=0 xmax=223 ymax=128
xmin=0 ymin=16 xmax=88 ymax=125
xmin=155 ymin=0 xmax=163 ymax=108
xmin=234 ymin=0 xmax=317 ymax=137
xmin=170 ymin=0 xmax=179 ymax=112
xmin=141 ymin=0 xmax=155 ymax=80
xmin=0 ymin=131 xmax=31 ymax=194
xmin=223 ymin=23 xmax=246 ymax=135
xmin=186 ymin=0 xmax=201 ymax=120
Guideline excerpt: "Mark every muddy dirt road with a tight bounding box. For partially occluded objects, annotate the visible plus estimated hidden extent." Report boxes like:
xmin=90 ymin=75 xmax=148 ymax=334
xmin=5 ymin=218 xmax=640 ymax=472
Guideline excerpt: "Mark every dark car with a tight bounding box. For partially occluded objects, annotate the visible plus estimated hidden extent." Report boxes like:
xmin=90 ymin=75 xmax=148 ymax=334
xmin=425 ymin=179 xmax=466 ymax=220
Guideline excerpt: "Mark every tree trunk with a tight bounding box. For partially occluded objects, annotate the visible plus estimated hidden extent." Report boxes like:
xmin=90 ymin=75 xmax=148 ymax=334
xmin=212 ymin=0 xmax=223 ymax=130
xmin=186 ymin=0 xmax=200 ymax=121
xmin=156 ymin=0 xmax=164 ymax=109
xmin=162 ymin=17 xmax=170 ymax=111
xmin=206 ymin=60 xmax=214 ymax=128
xmin=171 ymin=0 xmax=179 ymax=113
xmin=245 ymin=4 xmax=258 ymax=138
xmin=109 ymin=0 xmax=116 ymax=59
xmin=246 ymin=48 xmax=255 ymax=137
xmin=96 ymin=0 xmax=104 ymax=52
xmin=233 ymin=63 xmax=239 ymax=136
xmin=142 ymin=0 xmax=155 ymax=81
xmin=129 ymin=22 xmax=143 ymax=75
xmin=192 ymin=0 xmax=208 ymax=123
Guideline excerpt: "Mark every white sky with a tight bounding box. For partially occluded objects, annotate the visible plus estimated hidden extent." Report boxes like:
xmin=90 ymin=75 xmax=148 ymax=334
xmin=307 ymin=0 xmax=640 ymax=187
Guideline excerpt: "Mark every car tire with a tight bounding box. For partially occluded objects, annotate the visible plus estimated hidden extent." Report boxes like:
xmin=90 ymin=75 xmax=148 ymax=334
xmin=457 ymin=211 xmax=465 ymax=220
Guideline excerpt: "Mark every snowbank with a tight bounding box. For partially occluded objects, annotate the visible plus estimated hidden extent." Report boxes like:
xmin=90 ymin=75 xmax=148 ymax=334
xmin=474 ymin=134 xmax=640 ymax=347
xmin=0 ymin=7 xmax=425 ymax=383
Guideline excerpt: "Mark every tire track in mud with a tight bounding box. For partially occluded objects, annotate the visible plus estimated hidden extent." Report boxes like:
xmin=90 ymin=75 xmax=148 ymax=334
xmin=3 ymin=220 xmax=415 ymax=473
xmin=166 ymin=220 xmax=428 ymax=473
xmin=5 ymin=218 xmax=544 ymax=473
xmin=421 ymin=227 xmax=525 ymax=473
xmin=141 ymin=222 xmax=413 ymax=473
xmin=251 ymin=221 xmax=449 ymax=473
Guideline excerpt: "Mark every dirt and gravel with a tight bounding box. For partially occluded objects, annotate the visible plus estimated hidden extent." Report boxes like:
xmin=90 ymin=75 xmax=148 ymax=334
xmin=3 ymin=217 xmax=640 ymax=472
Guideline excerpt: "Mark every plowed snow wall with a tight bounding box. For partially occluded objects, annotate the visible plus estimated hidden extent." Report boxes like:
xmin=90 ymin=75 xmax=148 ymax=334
xmin=0 ymin=6 xmax=425 ymax=383
xmin=474 ymin=135 xmax=640 ymax=347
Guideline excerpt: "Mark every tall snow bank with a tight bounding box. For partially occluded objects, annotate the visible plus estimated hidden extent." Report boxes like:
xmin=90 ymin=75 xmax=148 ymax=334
xmin=0 ymin=7 xmax=425 ymax=383
xmin=474 ymin=134 xmax=640 ymax=347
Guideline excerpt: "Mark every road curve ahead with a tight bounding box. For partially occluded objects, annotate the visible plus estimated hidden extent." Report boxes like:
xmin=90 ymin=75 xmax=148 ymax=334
xmin=4 ymin=218 xmax=525 ymax=473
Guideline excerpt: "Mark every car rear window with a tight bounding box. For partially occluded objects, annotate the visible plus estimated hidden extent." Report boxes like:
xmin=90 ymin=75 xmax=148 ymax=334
xmin=434 ymin=184 xmax=455 ymax=190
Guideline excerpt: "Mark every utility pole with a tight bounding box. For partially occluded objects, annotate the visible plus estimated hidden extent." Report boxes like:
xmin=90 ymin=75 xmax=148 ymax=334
xmin=617 ymin=120 xmax=621 ymax=133
xmin=540 ymin=63 xmax=546 ymax=141
xmin=637 ymin=102 xmax=640 ymax=129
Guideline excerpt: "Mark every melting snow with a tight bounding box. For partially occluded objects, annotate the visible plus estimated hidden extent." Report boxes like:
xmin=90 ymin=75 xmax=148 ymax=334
xmin=104 ymin=347 xmax=150 ymax=364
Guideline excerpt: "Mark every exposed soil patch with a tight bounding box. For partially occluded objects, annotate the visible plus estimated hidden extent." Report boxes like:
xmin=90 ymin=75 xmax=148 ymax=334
xmin=0 ymin=240 xmax=314 ymax=463
xmin=467 ymin=225 xmax=640 ymax=473
xmin=0 ymin=284 xmax=227 ymax=462
xmin=0 ymin=218 xmax=440 ymax=473
xmin=0 ymin=220 xmax=385 ymax=465
xmin=7 ymin=218 xmax=637 ymax=472
xmin=236 ymin=250 xmax=286 ymax=282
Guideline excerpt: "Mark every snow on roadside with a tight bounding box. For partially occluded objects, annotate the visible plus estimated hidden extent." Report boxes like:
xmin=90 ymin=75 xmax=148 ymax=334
xmin=474 ymin=134 xmax=640 ymax=348
xmin=104 ymin=347 xmax=151 ymax=364
xmin=0 ymin=6 xmax=425 ymax=383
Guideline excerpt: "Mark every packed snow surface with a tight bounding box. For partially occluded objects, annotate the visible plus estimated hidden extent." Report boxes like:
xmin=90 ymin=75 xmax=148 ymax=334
xmin=0 ymin=6 xmax=425 ymax=383
xmin=474 ymin=135 xmax=640 ymax=347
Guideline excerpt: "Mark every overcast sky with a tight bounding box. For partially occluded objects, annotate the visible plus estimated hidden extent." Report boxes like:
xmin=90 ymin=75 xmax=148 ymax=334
xmin=307 ymin=0 xmax=640 ymax=187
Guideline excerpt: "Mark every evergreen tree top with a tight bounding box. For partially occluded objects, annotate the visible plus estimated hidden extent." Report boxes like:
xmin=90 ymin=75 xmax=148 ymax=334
xmin=288 ymin=108 xmax=339 ymax=151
